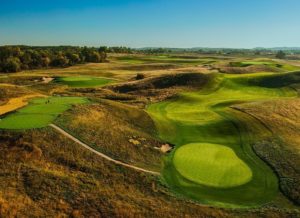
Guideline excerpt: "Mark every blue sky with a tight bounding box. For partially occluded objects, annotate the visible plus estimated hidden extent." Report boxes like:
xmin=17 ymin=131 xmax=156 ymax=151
xmin=0 ymin=0 xmax=299 ymax=48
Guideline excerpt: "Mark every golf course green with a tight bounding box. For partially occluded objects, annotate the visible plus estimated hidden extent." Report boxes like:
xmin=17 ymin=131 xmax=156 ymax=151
xmin=147 ymin=72 xmax=298 ymax=207
xmin=0 ymin=96 xmax=88 ymax=130
xmin=174 ymin=143 xmax=252 ymax=188
xmin=55 ymin=76 xmax=114 ymax=88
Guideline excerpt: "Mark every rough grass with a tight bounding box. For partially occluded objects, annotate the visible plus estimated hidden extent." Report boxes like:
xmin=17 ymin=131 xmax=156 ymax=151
xmin=234 ymin=98 xmax=300 ymax=205
xmin=110 ymin=72 xmax=210 ymax=93
xmin=55 ymin=99 xmax=163 ymax=171
xmin=115 ymin=55 xmax=218 ymax=66
xmin=0 ymin=96 xmax=88 ymax=130
xmin=173 ymin=143 xmax=252 ymax=188
xmin=1 ymin=129 xmax=296 ymax=217
xmin=218 ymin=60 xmax=300 ymax=74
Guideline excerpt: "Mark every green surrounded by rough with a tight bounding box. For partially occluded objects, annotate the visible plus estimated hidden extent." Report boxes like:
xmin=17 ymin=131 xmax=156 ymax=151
xmin=174 ymin=143 xmax=252 ymax=188
xmin=147 ymin=71 xmax=298 ymax=207
xmin=55 ymin=76 xmax=114 ymax=88
xmin=0 ymin=96 xmax=88 ymax=130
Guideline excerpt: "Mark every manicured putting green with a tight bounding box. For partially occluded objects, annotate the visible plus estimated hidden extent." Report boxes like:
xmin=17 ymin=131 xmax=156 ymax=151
xmin=0 ymin=96 xmax=88 ymax=130
xmin=173 ymin=143 xmax=252 ymax=188
xmin=55 ymin=76 xmax=114 ymax=88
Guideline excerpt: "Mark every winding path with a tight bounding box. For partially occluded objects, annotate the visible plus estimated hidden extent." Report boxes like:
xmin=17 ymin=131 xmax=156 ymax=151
xmin=49 ymin=124 xmax=160 ymax=175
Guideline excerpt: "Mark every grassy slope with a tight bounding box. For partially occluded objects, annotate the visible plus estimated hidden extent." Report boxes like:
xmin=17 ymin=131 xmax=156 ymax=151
xmin=234 ymin=98 xmax=300 ymax=204
xmin=55 ymin=99 xmax=163 ymax=171
xmin=147 ymin=72 xmax=297 ymax=207
xmin=2 ymin=128 xmax=297 ymax=217
xmin=219 ymin=59 xmax=300 ymax=74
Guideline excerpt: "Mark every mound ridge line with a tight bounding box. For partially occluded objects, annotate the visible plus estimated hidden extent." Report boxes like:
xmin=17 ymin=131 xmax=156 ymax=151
xmin=49 ymin=124 xmax=160 ymax=175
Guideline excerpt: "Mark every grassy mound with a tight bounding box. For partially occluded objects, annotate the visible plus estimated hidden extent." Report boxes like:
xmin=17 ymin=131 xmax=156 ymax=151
xmin=219 ymin=60 xmax=300 ymax=74
xmin=229 ymin=61 xmax=278 ymax=68
xmin=55 ymin=99 xmax=163 ymax=171
xmin=147 ymin=72 xmax=298 ymax=207
xmin=230 ymin=71 xmax=300 ymax=88
xmin=234 ymin=99 xmax=300 ymax=205
xmin=55 ymin=76 xmax=114 ymax=88
xmin=173 ymin=143 xmax=252 ymax=188
xmin=111 ymin=73 xmax=210 ymax=93
xmin=0 ymin=96 xmax=88 ymax=130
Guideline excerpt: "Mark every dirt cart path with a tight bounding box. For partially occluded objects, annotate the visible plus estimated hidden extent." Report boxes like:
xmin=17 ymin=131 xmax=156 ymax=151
xmin=50 ymin=124 xmax=160 ymax=175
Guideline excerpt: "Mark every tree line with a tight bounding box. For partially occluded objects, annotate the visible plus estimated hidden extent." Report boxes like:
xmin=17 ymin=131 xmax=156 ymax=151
xmin=0 ymin=46 xmax=132 ymax=73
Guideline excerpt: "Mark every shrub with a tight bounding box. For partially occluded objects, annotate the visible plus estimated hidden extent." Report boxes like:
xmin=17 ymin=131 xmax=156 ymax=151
xmin=136 ymin=73 xmax=145 ymax=80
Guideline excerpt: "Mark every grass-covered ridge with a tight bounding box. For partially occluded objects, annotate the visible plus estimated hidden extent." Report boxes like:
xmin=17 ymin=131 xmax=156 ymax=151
xmin=147 ymin=71 xmax=298 ymax=207
xmin=0 ymin=96 xmax=88 ymax=130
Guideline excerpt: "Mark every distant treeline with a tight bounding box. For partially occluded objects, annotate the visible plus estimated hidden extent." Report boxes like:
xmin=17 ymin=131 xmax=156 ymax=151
xmin=0 ymin=46 xmax=133 ymax=73
xmin=1 ymin=45 xmax=297 ymax=73
xmin=137 ymin=47 xmax=299 ymax=56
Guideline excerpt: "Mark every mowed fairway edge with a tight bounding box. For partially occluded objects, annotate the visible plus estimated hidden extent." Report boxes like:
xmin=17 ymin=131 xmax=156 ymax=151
xmin=0 ymin=96 xmax=88 ymax=130
xmin=55 ymin=76 xmax=114 ymax=88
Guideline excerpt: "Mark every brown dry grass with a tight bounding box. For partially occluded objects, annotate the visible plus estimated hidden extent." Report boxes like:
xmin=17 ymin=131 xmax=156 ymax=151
xmin=217 ymin=65 xmax=280 ymax=74
xmin=55 ymin=100 xmax=163 ymax=171
xmin=0 ymin=126 xmax=298 ymax=217
xmin=235 ymin=99 xmax=300 ymax=205
xmin=237 ymin=99 xmax=300 ymax=152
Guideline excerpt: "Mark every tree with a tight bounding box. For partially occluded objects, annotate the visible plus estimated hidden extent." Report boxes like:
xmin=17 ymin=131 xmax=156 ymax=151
xmin=41 ymin=56 xmax=51 ymax=68
xmin=98 ymin=46 xmax=108 ymax=53
xmin=0 ymin=45 xmax=110 ymax=72
xmin=88 ymin=51 xmax=101 ymax=63
xmin=98 ymin=46 xmax=108 ymax=61
xmin=136 ymin=73 xmax=145 ymax=80
xmin=2 ymin=57 xmax=21 ymax=72
xmin=20 ymin=51 xmax=33 ymax=69
xmin=66 ymin=53 xmax=81 ymax=65
xmin=276 ymin=50 xmax=286 ymax=59
xmin=50 ymin=55 xmax=69 ymax=67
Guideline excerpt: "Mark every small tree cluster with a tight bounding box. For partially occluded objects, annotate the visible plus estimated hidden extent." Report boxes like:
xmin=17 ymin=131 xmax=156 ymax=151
xmin=275 ymin=50 xmax=286 ymax=59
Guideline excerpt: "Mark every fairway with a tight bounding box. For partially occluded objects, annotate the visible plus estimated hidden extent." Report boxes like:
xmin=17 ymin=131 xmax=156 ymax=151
xmin=173 ymin=143 xmax=252 ymax=188
xmin=0 ymin=96 xmax=88 ymax=130
xmin=147 ymin=72 xmax=298 ymax=207
xmin=55 ymin=76 xmax=114 ymax=88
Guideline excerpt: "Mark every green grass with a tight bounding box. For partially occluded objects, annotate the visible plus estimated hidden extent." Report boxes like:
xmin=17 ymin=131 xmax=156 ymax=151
xmin=55 ymin=76 xmax=114 ymax=88
xmin=147 ymin=72 xmax=298 ymax=207
xmin=173 ymin=143 xmax=252 ymax=188
xmin=0 ymin=96 xmax=88 ymax=130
